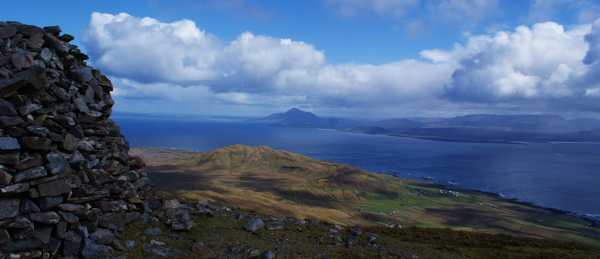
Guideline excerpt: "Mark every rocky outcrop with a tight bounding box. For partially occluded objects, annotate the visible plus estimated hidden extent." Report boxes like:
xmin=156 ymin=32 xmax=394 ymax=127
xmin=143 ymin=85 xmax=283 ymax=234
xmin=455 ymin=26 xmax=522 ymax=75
xmin=0 ymin=22 xmax=149 ymax=258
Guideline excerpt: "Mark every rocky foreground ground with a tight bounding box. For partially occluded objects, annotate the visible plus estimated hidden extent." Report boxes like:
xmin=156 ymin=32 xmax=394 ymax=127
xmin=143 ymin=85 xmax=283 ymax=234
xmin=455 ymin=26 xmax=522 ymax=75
xmin=114 ymin=191 xmax=600 ymax=259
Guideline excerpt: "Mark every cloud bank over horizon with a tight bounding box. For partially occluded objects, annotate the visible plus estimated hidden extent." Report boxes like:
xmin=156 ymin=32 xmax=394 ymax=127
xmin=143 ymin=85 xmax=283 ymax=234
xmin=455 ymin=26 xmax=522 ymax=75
xmin=83 ymin=12 xmax=600 ymax=117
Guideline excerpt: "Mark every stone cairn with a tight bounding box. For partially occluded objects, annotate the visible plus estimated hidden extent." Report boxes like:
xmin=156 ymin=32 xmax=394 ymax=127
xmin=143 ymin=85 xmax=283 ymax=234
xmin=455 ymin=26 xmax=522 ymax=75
xmin=0 ymin=22 xmax=149 ymax=258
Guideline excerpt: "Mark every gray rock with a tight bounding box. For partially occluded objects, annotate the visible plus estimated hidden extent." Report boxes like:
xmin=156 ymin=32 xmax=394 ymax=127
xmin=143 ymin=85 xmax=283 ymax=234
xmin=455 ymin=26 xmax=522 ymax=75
xmin=8 ymin=216 xmax=33 ymax=229
xmin=13 ymin=166 xmax=47 ymax=182
xmin=143 ymin=242 xmax=185 ymax=257
xmin=266 ymin=221 xmax=284 ymax=231
xmin=11 ymin=50 xmax=33 ymax=70
xmin=39 ymin=48 xmax=53 ymax=63
xmin=26 ymin=125 xmax=50 ymax=137
xmin=0 ymin=229 xmax=10 ymax=244
xmin=166 ymin=208 xmax=193 ymax=231
xmin=55 ymin=222 xmax=67 ymax=239
xmin=43 ymin=25 xmax=61 ymax=35
xmin=191 ymin=241 xmax=205 ymax=253
xmin=350 ymin=226 xmax=362 ymax=236
xmin=69 ymin=151 xmax=86 ymax=169
xmin=4 ymin=238 xmax=44 ymax=252
xmin=163 ymin=199 xmax=182 ymax=209
xmin=63 ymin=134 xmax=78 ymax=151
xmin=27 ymin=33 xmax=45 ymax=50
xmin=10 ymin=225 xmax=34 ymax=240
xmin=261 ymin=250 xmax=275 ymax=259
xmin=245 ymin=217 xmax=265 ymax=233
xmin=0 ymin=68 xmax=9 ymax=79
xmin=20 ymin=137 xmax=53 ymax=151
xmin=0 ymin=183 xmax=29 ymax=194
xmin=98 ymin=200 xmax=128 ymax=212
xmin=15 ymin=153 xmax=44 ymax=171
xmin=77 ymin=140 xmax=95 ymax=152
xmin=0 ymin=99 xmax=17 ymax=116
xmin=46 ymin=152 xmax=66 ymax=175
xmin=248 ymin=248 xmax=261 ymax=257
xmin=146 ymin=199 xmax=162 ymax=210
xmin=0 ymin=116 xmax=25 ymax=127
xmin=37 ymin=179 xmax=71 ymax=197
xmin=52 ymin=86 xmax=70 ymax=101
xmin=58 ymin=203 xmax=86 ymax=214
xmin=74 ymin=97 xmax=90 ymax=113
xmin=59 ymin=211 xmax=79 ymax=224
xmin=90 ymin=229 xmax=116 ymax=245
xmin=0 ymin=25 xmax=17 ymax=39
xmin=21 ymin=199 xmax=40 ymax=213
xmin=69 ymin=67 xmax=94 ymax=83
xmin=44 ymin=33 xmax=69 ymax=55
xmin=97 ymin=212 xmax=140 ymax=232
xmin=32 ymin=227 xmax=53 ymax=244
xmin=0 ymin=170 xmax=13 ymax=186
xmin=29 ymin=212 xmax=60 ymax=224
xmin=38 ymin=196 xmax=64 ymax=210
xmin=125 ymin=240 xmax=136 ymax=249
xmin=62 ymin=231 xmax=83 ymax=256
xmin=18 ymin=103 xmax=41 ymax=115
xmin=143 ymin=227 xmax=162 ymax=237
xmin=0 ymin=199 xmax=21 ymax=220
xmin=0 ymin=137 xmax=20 ymax=151
xmin=367 ymin=234 xmax=377 ymax=243
xmin=0 ymin=152 xmax=20 ymax=166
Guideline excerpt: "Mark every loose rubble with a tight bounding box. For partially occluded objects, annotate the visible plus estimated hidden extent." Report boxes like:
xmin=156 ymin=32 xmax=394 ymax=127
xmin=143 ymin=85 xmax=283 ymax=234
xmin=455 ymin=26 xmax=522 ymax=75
xmin=0 ymin=21 xmax=150 ymax=258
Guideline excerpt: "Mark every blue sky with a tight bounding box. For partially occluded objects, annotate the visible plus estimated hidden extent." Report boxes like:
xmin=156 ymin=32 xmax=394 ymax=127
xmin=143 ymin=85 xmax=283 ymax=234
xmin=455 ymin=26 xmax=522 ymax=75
xmin=0 ymin=1 xmax=574 ymax=63
xmin=3 ymin=1 xmax=600 ymax=118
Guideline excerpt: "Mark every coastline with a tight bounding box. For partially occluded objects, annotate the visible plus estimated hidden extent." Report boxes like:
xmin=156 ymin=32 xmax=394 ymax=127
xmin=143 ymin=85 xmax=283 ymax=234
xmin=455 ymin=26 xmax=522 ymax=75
xmin=400 ymin=178 xmax=600 ymax=227
xmin=341 ymin=128 xmax=600 ymax=145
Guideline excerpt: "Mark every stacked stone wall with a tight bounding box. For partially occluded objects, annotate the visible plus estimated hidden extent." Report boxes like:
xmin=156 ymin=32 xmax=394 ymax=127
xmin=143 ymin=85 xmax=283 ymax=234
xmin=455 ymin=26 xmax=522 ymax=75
xmin=0 ymin=22 xmax=148 ymax=258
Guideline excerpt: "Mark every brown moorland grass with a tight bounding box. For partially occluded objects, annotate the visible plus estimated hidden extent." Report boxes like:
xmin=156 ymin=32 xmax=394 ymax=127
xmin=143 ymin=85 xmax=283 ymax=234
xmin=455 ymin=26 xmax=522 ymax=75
xmin=131 ymin=145 xmax=600 ymax=247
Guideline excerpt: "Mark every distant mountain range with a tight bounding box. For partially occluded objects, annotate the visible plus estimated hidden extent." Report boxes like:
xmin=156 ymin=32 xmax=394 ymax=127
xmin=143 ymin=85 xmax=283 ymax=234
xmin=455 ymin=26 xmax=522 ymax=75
xmin=258 ymin=108 xmax=600 ymax=143
xmin=371 ymin=114 xmax=600 ymax=134
xmin=357 ymin=114 xmax=600 ymax=143
xmin=256 ymin=108 xmax=360 ymax=129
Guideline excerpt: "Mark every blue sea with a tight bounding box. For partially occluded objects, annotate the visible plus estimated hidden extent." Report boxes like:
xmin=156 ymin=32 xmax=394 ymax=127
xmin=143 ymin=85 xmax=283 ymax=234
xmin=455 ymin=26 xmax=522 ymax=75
xmin=115 ymin=116 xmax=600 ymax=215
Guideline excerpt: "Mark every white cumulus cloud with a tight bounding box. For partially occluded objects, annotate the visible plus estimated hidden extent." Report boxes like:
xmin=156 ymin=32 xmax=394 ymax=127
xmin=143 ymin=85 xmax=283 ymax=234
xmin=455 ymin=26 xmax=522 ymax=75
xmin=84 ymin=12 xmax=453 ymax=108
xmin=443 ymin=21 xmax=591 ymax=101
xmin=84 ymin=12 xmax=600 ymax=114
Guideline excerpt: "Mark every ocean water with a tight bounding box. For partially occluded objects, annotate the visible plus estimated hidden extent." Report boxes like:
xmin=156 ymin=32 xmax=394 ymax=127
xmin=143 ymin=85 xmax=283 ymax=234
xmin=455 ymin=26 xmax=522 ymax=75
xmin=115 ymin=116 xmax=600 ymax=215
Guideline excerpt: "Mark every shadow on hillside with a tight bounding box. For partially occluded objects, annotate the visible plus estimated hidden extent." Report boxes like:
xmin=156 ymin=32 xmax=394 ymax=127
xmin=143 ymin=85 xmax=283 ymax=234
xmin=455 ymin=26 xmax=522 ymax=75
xmin=236 ymin=175 xmax=337 ymax=208
xmin=147 ymin=166 xmax=226 ymax=193
xmin=427 ymin=207 xmax=535 ymax=237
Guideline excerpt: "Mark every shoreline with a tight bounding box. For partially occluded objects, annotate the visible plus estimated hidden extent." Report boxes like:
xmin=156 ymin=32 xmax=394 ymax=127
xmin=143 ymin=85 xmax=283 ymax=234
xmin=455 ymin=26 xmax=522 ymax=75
xmin=341 ymin=128 xmax=600 ymax=145
xmin=402 ymin=178 xmax=600 ymax=226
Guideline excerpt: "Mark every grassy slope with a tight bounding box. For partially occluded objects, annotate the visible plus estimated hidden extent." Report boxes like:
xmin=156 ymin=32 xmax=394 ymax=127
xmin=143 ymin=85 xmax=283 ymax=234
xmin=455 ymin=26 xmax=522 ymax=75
xmin=130 ymin=145 xmax=600 ymax=247
xmin=119 ymin=202 xmax=600 ymax=259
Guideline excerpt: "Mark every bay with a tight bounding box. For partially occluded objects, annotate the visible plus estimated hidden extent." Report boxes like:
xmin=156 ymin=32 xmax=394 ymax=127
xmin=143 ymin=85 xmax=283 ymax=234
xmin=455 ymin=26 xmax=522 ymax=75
xmin=115 ymin=116 xmax=600 ymax=215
